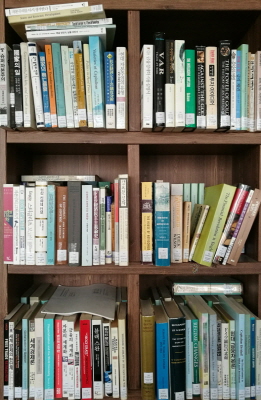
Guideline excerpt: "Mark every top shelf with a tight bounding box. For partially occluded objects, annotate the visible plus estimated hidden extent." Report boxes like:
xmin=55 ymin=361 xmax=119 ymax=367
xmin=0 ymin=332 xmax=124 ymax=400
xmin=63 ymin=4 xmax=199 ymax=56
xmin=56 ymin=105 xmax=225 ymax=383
xmin=4 ymin=0 xmax=261 ymax=10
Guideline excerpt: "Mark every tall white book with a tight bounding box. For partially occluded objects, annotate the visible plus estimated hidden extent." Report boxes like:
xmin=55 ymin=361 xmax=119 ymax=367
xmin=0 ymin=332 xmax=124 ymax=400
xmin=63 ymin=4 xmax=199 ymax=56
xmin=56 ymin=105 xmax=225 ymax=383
xmin=13 ymin=185 xmax=20 ymax=265
xmin=230 ymin=49 xmax=237 ymax=130
xmin=205 ymin=46 xmax=217 ymax=130
xmin=82 ymin=184 xmax=93 ymax=266
xmin=118 ymin=174 xmax=129 ymax=266
xmin=116 ymin=47 xmax=128 ymax=129
xmin=140 ymin=44 xmax=154 ymax=130
xmin=111 ymin=314 xmax=120 ymax=398
xmin=19 ymin=184 xmax=26 ymax=265
xmin=61 ymin=45 xmax=74 ymax=128
xmin=25 ymin=184 xmax=35 ymax=265
xmin=68 ymin=47 xmax=79 ymax=128
xmin=0 ymin=43 xmax=11 ymax=127
xmin=174 ymin=40 xmax=185 ymax=130
xmin=35 ymin=181 xmax=47 ymax=265
xmin=255 ymin=50 xmax=261 ymax=131
xmin=83 ymin=43 xmax=94 ymax=128
xmin=20 ymin=42 xmax=36 ymax=128
xmin=62 ymin=317 xmax=69 ymax=398
xmin=5 ymin=2 xmax=89 ymax=16
xmin=73 ymin=319 xmax=81 ymax=400
xmin=248 ymin=52 xmax=255 ymax=132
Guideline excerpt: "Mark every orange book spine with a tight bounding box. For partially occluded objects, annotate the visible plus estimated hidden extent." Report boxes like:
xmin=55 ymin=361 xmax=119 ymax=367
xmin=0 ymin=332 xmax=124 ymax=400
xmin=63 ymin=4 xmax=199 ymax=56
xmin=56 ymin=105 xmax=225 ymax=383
xmin=74 ymin=42 xmax=87 ymax=127
xmin=45 ymin=44 xmax=58 ymax=128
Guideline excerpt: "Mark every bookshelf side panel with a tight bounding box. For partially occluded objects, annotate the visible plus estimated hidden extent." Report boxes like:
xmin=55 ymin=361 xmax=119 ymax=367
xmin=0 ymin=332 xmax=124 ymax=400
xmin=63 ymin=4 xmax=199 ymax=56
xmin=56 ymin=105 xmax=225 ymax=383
xmin=128 ymin=10 xmax=140 ymax=131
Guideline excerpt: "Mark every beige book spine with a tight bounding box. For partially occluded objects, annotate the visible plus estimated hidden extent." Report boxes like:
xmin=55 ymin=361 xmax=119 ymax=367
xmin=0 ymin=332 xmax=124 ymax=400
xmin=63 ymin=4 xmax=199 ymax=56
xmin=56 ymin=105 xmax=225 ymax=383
xmin=183 ymin=201 xmax=192 ymax=262
xmin=170 ymin=184 xmax=183 ymax=263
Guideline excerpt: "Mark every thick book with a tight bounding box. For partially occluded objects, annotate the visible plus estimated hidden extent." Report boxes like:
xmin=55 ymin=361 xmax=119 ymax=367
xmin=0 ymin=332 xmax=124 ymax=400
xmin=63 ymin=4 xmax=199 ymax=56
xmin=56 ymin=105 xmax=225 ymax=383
xmin=217 ymin=40 xmax=231 ymax=131
xmin=35 ymin=181 xmax=48 ymax=266
xmin=140 ymin=298 xmax=155 ymax=400
xmin=141 ymin=182 xmax=153 ymax=263
xmin=116 ymin=47 xmax=128 ymax=130
xmin=38 ymin=51 xmax=51 ymax=127
xmin=153 ymin=32 xmax=165 ymax=130
xmin=105 ymin=195 xmax=113 ymax=264
xmin=13 ymin=44 xmax=23 ymax=128
xmin=170 ymin=184 xmax=183 ymax=263
xmin=154 ymin=304 xmax=169 ymax=400
xmin=0 ymin=43 xmax=11 ymax=127
xmin=89 ymin=36 xmax=105 ymax=128
xmin=205 ymin=46 xmax=217 ymax=130
xmin=118 ymin=174 xmax=129 ymax=266
xmin=141 ymin=45 xmax=154 ymax=130
xmin=68 ymin=181 xmax=82 ymax=266
xmin=47 ymin=184 xmax=56 ymax=265
xmin=28 ymin=42 xmax=45 ymax=128
xmin=25 ymin=184 xmax=35 ymax=265
xmin=52 ymin=43 xmax=67 ymax=128
xmin=195 ymin=45 xmax=206 ymax=129
xmin=104 ymin=51 xmax=116 ymax=128
xmin=83 ymin=43 xmax=93 ymax=128
xmin=56 ymin=185 xmax=68 ymax=265
xmin=3 ymin=184 xmax=13 ymax=264
xmin=185 ymin=49 xmax=196 ymax=130
xmin=192 ymin=183 xmax=236 ymax=267
xmin=73 ymin=41 xmax=87 ymax=127
xmin=154 ymin=182 xmax=170 ymax=266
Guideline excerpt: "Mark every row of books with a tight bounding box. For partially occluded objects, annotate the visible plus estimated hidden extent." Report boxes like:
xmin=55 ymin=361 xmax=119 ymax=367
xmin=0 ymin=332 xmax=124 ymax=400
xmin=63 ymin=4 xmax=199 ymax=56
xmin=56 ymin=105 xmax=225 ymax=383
xmin=140 ymin=285 xmax=261 ymax=400
xmin=141 ymin=36 xmax=261 ymax=132
xmin=141 ymin=181 xmax=261 ymax=267
xmin=0 ymin=39 xmax=127 ymax=130
xmin=3 ymin=174 xmax=129 ymax=266
xmin=4 ymin=283 xmax=128 ymax=400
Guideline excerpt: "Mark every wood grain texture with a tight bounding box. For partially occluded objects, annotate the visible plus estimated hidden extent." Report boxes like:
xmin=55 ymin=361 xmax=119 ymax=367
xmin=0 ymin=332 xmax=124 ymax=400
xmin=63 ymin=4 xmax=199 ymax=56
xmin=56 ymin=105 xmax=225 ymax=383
xmin=128 ymin=145 xmax=140 ymax=262
xmin=128 ymin=11 xmax=140 ymax=131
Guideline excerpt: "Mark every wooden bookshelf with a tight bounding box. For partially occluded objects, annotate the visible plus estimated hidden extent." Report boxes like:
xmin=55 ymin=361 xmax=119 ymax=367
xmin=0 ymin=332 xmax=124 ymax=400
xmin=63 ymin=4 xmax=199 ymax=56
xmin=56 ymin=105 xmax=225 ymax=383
xmin=2 ymin=0 xmax=261 ymax=398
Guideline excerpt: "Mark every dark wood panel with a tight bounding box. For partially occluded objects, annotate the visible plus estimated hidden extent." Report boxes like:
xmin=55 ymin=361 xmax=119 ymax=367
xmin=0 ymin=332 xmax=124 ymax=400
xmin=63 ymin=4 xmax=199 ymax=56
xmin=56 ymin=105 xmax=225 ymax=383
xmin=128 ymin=145 xmax=140 ymax=262
xmin=128 ymin=11 xmax=140 ymax=131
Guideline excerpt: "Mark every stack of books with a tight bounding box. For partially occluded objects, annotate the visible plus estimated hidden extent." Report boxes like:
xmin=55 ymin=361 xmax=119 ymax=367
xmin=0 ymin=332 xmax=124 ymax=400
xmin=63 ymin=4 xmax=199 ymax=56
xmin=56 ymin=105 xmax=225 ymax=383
xmin=141 ymin=37 xmax=261 ymax=132
xmin=141 ymin=181 xmax=261 ymax=267
xmin=3 ymin=283 xmax=128 ymax=400
xmin=3 ymin=173 xmax=129 ymax=266
xmin=0 ymin=2 xmax=128 ymax=130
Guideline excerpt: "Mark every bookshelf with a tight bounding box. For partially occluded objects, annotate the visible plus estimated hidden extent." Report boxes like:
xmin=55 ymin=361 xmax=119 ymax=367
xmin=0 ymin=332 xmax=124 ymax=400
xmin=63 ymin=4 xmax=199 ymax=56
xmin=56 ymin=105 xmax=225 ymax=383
xmin=1 ymin=0 xmax=261 ymax=399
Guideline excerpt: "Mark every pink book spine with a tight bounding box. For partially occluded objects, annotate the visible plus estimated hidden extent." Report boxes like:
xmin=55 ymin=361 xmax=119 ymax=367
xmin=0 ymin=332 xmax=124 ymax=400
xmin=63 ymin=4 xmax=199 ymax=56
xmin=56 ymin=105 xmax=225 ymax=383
xmin=114 ymin=179 xmax=119 ymax=265
xmin=55 ymin=318 xmax=63 ymax=398
xmin=3 ymin=184 xmax=13 ymax=264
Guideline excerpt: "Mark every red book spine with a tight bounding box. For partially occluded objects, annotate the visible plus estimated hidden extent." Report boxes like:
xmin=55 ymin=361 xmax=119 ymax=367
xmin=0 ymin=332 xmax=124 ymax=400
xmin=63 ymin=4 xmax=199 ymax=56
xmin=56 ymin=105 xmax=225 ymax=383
xmin=3 ymin=185 xmax=13 ymax=264
xmin=55 ymin=318 xmax=63 ymax=398
xmin=80 ymin=319 xmax=92 ymax=400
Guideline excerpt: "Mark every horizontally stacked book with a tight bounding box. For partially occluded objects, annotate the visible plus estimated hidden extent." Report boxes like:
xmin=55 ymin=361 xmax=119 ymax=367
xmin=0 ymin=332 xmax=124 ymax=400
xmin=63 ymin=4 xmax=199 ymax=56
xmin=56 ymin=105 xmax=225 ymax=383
xmin=140 ymin=278 xmax=261 ymax=400
xmin=4 ymin=283 xmax=127 ymax=400
xmin=1 ymin=2 xmax=128 ymax=129
xmin=141 ymin=35 xmax=261 ymax=132
xmin=141 ymin=181 xmax=261 ymax=266
xmin=3 ymin=174 xmax=129 ymax=266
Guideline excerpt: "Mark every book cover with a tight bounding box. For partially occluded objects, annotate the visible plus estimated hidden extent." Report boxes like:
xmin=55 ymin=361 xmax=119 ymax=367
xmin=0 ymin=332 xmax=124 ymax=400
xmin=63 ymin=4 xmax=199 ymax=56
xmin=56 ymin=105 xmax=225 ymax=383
xmin=141 ymin=44 xmax=154 ymax=130
xmin=69 ymin=47 xmax=79 ymax=128
xmin=114 ymin=178 xmax=119 ymax=265
xmin=170 ymin=184 xmax=183 ymax=263
xmin=195 ymin=45 xmax=206 ymax=129
xmin=19 ymin=184 xmax=25 ymax=266
xmin=56 ymin=185 xmax=68 ymax=265
xmin=21 ymin=174 xmax=100 ymax=182
xmin=171 ymin=276 xmax=242 ymax=295
xmin=73 ymin=318 xmax=81 ymax=400
xmin=238 ymin=43 xmax=249 ymax=130
xmin=47 ymin=184 xmax=56 ymax=265
xmin=66 ymin=314 xmax=78 ymax=399
xmin=20 ymin=42 xmax=36 ymax=129
xmin=62 ymin=317 xmax=69 ymax=397
xmin=89 ymin=36 xmax=105 ymax=128
xmin=73 ymin=40 xmax=87 ymax=127
xmin=118 ymin=174 xmax=129 ymax=266
xmin=205 ymin=46 xmax=217 ymax=130
xmin=82 ymin=184 xmax=93 ymax=266
xmin=35 ymin=181 xmax=48 ymax=266
xmin=104 ymin=51 xmax=116 ymax=129
xmin=0 ymin=43 xmax=11 ymax=127
xmin=190 ymin=203 xmax=205 ymax=238
xmin=99 ymin=185 xmax=107 ymax=265
xmin=165 ymin=39 xmax=175 ymax=129
xmin=153 ymin=32 xmax=165 ymax=130
xmin=51 ymin=43 xmax=67 ymax=128
xmin=141 ymin=182 xmax=153 ymax=263
xmin=83 ymin=43 xmax=93 ymax=128
xmin=68 ymin=181 xmax=82 ymax=266
xmin=38 ymin=51 xmax=51 ymax=127
xmin=92 ymin=315 xmax=104 ymax=399
xmin=183 ymin=183 xmax=191 ymax=202
xmin=116 ymin=47 xmax=128 ymax=130
xmin=25 ymin=17 xmax=113 ymax=30
xmin=61 ymin=45 xmax=74 ymax=128
xmin=217 ymin=40 xmax=231 ymax=131
xmin=154 ymin=182 xmax=170 ymax=266
xmin=44 ymin=44 xmax=58 ymax=128
xmin=192 ymin=183 xmax=236 ymax=267
xmin=118 ymin=302 xmax=127 ymax=400
xmin=13 ymin=44 xmax=23 ymax=128
xmin=185 ymin=49 xmax=196 ymax=130
xmin=174 ymin=39 xmax=185 ymax=130
xmin=154 ymin=304 xmax=169 ymax=400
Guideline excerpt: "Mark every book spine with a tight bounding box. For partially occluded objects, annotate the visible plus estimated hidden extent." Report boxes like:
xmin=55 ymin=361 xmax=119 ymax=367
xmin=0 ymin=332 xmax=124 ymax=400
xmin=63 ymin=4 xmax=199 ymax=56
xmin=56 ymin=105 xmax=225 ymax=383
xmin=4 ymin=320 xmax=9 ymax=397
xmin=3 ymin=185 xmax=13 ymax=264
xmin=99 ymin=187 xmax=106 ymax=265
xmin=116 ymin=47 xmax=128 ymax=129
xmin=229 ymin=319 xmax=236 ymax=400
xmin=183 ymin=201 xmax=191 ymax=262
xmin=13 ymin=44 xmax=23 ymax=128
xmin=185 ymin=318 xmax=193 ymax=399
xmin=218 ymin=40 xmax=231 ymax=130
xmin=73 ymin=41 xmax=87 ymax=127
xmin=118 ymin=175 xmax=129 ymax=266
xmin=141 ymin=44 xmax=154 ymax=129
xmin=80 ymin=319 xmax=92 ymax=400
xmin=238 ymin=43 xmax=249 ymax=130
xmin=191 ymin=319 xmax=200 ymax=397
xmin=92 ymin=319 xmax=104 ymax=399
xmin=82 ymin=184 xmax=93 ymax=266
xmin=153 ymin=32 xmax=165 ymax=129
xmin=114 ymin=178 xmax=119 ymax=265
xmin=103 ymin=321 xmax=113 ymax=396
xmin=27 ymin=43 xmax=45 ymax=128
xmin=44 ymin=318 xmax=54 ymax=400
xmin=20 ymin=42 xmax=35 ymax=129
xmin=111 ymin=201 xmax=115 ymax=262
xmin=236 ymin=50 xmax=241 ymax=130
xmin=155 ymin=320 xmax=169 ymax=400
xmin=54 ymin=318 xmax=62 ymax=398
xmin=74 ymin=327 xmax=81 ymax=400
xmin=250 ymin=317 xmax=256 ymax=399
xmin=221 ymin=322 xmax=230 ymax=399
xmin=248 ymin=53 xmax=255 ymax=132
xmin=38 ymin=52 xmax=51 ymax=127
xmin=89 ymin=36 xmax=105 ymax=128
xmin=230 ymin=49 xmax=237 ymax=129
xmin=189 ymin=205 xmax=209 ymax=262
xmin=67 ymin=321 xmax=75 ymax=400
xmin=35 ymin=181 xmax=47 ymax=266
xmin=56 ymin=186 xmax=68 ymax=265
xmin=93 ymin=187 xmax=100 ymax=265
xmin=140 ymin=314 xmax=155 ymax=400
xmin=255 ymin=320 xmax=261 ymax=400
xmin=68 ymin=181 xmax=82 ymax=266
xmin=185 ymin=49 xmax=196 ymax=128
xmin=13 ymin=185 xmax=20 ymax=265
xmin=118 ymin=309 xmax=127 ymax=400
xmin=61 ymin=45 xmax=74 ymax=128
xmin=104 ymin=51 xmax=116 ymax=129
xmin=209 ymin=313 xmax=218 ymax=400
xmin=165 ymin=40 xmax=174 ymax=128
xmin=29 ymin=319 xmax=36 ymax=398
xmin=170 ymin=185 xmax=183 ymax=263
xmin=154 ymin=182 xmax=170 ymax=267
xmin=255 ymin=51 xmax=261 ymax=131
xmin=6 ymin=5 xmax=51 ymax=15
xmin=83 ymin=43 xmax=93 ymax=128
xmin=47 ymin=184 xmax=55 ymax=265
xmin=62 ymin=319 xmax=68 ymax=397
xmin=190 ymin=183 xmax=198 ymax=216
xmin=105 ymin=196 xmax=112 ymax=264
xmin=51 ymin=43 xmax=67 ymax=128
xmin=141 ymin=182 xmax=153 ymax=263
xmin=245 ymin=315 xmax=251 ymax=400
xmin=195 ymin=45 xmax=206 ymax=128
xmin=14 ymin=326 xmax=22 ymax=399
xmin=8 ymin=321 xmax=15 ymax=400
xmin=22 ymin=319 xmax=28 ymax=400
xmin=174 ymin=40 xmax=185 ymax=129
xmin=45 ymin=44 xmax=58 ymax=128
xmin=111 ymin=324 xmax=120 ymax=398
xmin=0 ymin=44 xmax=10 ymax=127
xmin=26 ymin=17 xmax=113 ymax=29
xmin=9 ymin=50 xmax=15 ymax=129
xmin=205 ymin=46 xmax=217 ymax=129
xmin=25 ymin=185 xmax=35 ymax=265
xmin=198 ymin=182 xmax=205 ymax=204
xmin=68 ymin=47 xmax=79 ymax=128
xmin=34 ymin=317 xmax=44 ymax=400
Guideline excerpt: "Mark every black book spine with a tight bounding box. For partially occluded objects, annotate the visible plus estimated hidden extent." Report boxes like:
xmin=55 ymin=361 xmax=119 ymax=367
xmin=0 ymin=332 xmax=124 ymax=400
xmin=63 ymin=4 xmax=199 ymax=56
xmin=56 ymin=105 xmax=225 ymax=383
xmin=9 ymin=50 xmax=15 ymax=129
xmin=165 ymin=39 xmax=174 ymax=84
xmin=14 ymin=326 xmax=22 ymax=398
xmin=103 ymin=323 xmax=112 ymax=396
xmin=4 ymin=320 xmax=9 ymax=398
xmin=218 ymin=40 xmax=231 ymax=130
xmin=153 ymin=32 xmax=165 ymax=129
xmin=68 ymin=181 xmax=82 ymax=266
xmin=195 ymin=45 xmax=206 ymax=129
xmin=93 ymin=321 xmax=102 ymax=383
xmin=168 ymin=316 xmax=186 ymax=397
xmin=13 ymin=44 xmax=23 ymax=128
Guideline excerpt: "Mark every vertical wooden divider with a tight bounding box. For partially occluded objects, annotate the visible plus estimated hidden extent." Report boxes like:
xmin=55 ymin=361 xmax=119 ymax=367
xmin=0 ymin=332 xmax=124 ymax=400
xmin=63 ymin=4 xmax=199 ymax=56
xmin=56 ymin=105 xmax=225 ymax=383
xmin=258 ymin=145 xmax=261 ymax=262
xmin=128 ymin=11 xmax=140 ymax=132
xmin=128 ymin=144 xmax=140 ymax=262
xmin=127 ymin=274 xmax=140 ymax=390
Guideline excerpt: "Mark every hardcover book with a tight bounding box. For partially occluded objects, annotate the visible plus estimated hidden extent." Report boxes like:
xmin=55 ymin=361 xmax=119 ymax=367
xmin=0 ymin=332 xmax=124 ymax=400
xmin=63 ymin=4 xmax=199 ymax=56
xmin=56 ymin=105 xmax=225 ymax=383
xmin=195 ymin=45 xmax=206 ymax=129
xmin=154 ymin=181 xmax=170 ymax=266
xmin=153 ymin=32 xmax=165 ymax=130
xmin=170 ymin=184 xmax=183 ymax=263
xmin=35 ymin=181 xmax=48 ymax=265
xmin=56 ymin=185 xmax=68 ymax=265
xmin=118 ymin=174 xmax=129 ymax=266
xmin=118 ymin=302 xmax=127 ymax=400
xmin=89 ymin=36 xmax=105 ymax=128
xmin=3 ymin=184 xmax=13 ymax=264
xmin=141 ymin=182 xmax=153 ymax=263
xmin=141 ymin=44 xmax=154 ymax=130
xmin=92 ymin=315 xmax=104 ymax=399
xmin=83 ymin=43 xmax=93 ymax=127
xmin=230 ymin=49 xmax=237 ymax=130
xmin=61 ymin=45 xmax=74 ymax=128
xmin=217 ymin=40 xmax=231 ymax=131
xmin=69 ymin=46 xmax=79 ymax=128
xmin=44 ymin=44 xmax=58 ymax=128
xmin=20 ymin=42 xmax=36 ymax=129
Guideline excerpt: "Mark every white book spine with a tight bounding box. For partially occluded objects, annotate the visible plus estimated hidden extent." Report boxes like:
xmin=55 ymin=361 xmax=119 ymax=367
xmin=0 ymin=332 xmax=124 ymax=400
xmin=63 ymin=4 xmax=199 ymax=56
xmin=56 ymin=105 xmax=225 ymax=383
xmin=93 ymin=187 xmax=100 ymax=265
xmin=118 ymin=315 xmax=127 ymax=400
xmin=255 ymin=51 xmax=261 ymax=131
xmin=141 ymin=44 xmax=154 ymax=129
xmin=13 ymin=185 xmax=20 ymax=265
xmin=230 ymin=49 xmax=237 ymax=129
xmin=82 ymin=184 xmax=93 ymax=266
xmin=0 ymin=44 xmax=10 ymax=127
xmin=92 ymin=319 xmax=104 ymax=399
xmin=111 ymin=325 xmax=120 ymax=398
xmin=221 ymin=322 xmax=230 ymax=400
xmin=256 ymin=320 xmax=261 ymax=400
xmin=19 ymin=185 xmax=25 ymax=265
xmin=35 ymin=181 xmax=47 ymax=266
xmin=67 ymin=321 xmax=75 ymax=400
xmin=29 ymin=320 xmax=36 ymax=398
xmin=103 ymin=321 xmax=113 ymax=396
xmin=165 ymin=83 xmax=175 ymax=127
xmin=205 ymin=46 xmax=218 ymax=129
xmin=61 ymin=46 xmax=74 ymax=128
xmin=99 ymin=187 xmax=106 ymax=265
xmin=83 ymin=43 xmax=94 ymax=128
xmin=20 ymin=42 xmax=35 ymax=128
xmin=8 ymin=321 xmax=15 ymax=400
xmin=118 ymin=175 xmax=129 ymax=266
xmin=174 ymin=40 xmax=185 ymax=128
xmin=116 ymin=47 xmax=128 ymax=129
xmin=216 ymin=320 xmax=222 ymax=399
xmin=25 ymin=18 xmax=113 ymax=30
xmin=74 ymin=329 xmax=81 ymax=400
xmin=68 ymin=47 xmax=79 ymax=128
xmin=25 ymin=186 xmax=35 ymax=265
xmin=5 ymin=5 xmax=50 ymax=16
xmin=34 ymin=317 xmax=44 ymax=400
xmin=27 ymin=43 xmax=45 ymax=128
xmin=62 ymin=319 xmax=69 ymax=398
xmin=248 ymin=53 xmax=255 ymax=132
xmin=105 ymin=197 xmax=112 ymax=264
xmin=50 ymin=2 xmax=89 ymax=11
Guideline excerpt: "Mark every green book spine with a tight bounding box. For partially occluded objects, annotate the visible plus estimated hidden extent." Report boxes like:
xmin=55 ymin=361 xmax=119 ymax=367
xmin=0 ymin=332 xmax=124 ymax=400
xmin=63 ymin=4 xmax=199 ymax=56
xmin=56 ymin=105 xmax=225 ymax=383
xmin=183 ymin=183 xmax=191 ymax=202
xmin=192 ymin=183 xmax=236 ymax=267
xmin=237 ymin=44 xmax=249 ymax=130
xmin=198 ymin=183 xmax=205 ymax=204
xmin=190 ymin=183 xmax=198 ymax=216
xmin=185 ymin=49 xmax=196 ymax=128
xmin=51 ymin=43 xmax=66 ymax=128
xmin=191 ymin=318 xmax=200 ymax=396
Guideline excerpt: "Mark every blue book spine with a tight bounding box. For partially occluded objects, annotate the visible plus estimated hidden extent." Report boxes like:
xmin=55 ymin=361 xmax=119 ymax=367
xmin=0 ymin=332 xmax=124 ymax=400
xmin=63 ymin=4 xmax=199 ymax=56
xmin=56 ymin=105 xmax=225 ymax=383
xmin=104 ymin=51 xmax=116 ymax=129
xmin=22 ymin=318 xmax=29 ymax=400
xmin=89 ymin=36 xmax=105 ymax=128
xmin=44 ymin=318 xmax=54 ymax=399
xmin=154 ymin=182 xmax=170 ymax=266
xmin=209 ymin=313 xmax=218 ymax=400
xmin=245 ymin=314 xmax=251 ymax=399
xmin=250 ymin=317 xmax=256 ymax=399
xmin=156 ymin=320 xmax=169 ymax=400
xmin=185 ymin=318 xmax=193 ymax=399
xmin=47 ymin=184 xmax=55 ymax=265
xmin=236 ymin=50 xmax=241 ymax=130
xmin=51 ymin=43 xmax=66 ymax=128
xmin=38 ymin=52 xmax=51 ymax=128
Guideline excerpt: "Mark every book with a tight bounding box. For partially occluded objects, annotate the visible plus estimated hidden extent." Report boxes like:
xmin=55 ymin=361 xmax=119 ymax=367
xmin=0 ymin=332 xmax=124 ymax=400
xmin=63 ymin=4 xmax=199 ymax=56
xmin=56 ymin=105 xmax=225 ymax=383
xmin=20 ymin=42 xmax=36 ymax=129
xmin=170 ymin=184 xmax=183 ymax=263
xmin=9 ymin=49 xmax=15 ymax=129
xmin=116 ymin=47 xmax=128 ymax=130
xmin=25 ymin=184 xmax=35 ymax=266
xmin=140 ymin=298 xmax=155 ymax=400
xmin=238 ymin=43 xmax=249 ymax=130
xmin=3 ymin=184 xmax=13 ymax=264
xmin=217 ymin=40 xmax=231 ymax=131
xmin=35 ymin=181 xmax=48 ymax=265
xmin=30 ymin=283 xmax=51 ymax=305
xmin=103 ymin=318 xmax=113 ymax=396
xmin=5 ymin=2 xmax=90 ymax=16
xmin=183 ymin=201 xmax=192 ymax=262
xmin=69 ymin=46 xmax=79 ymax=128
xmin=12 ymin=185 xmax=19 ymax=264
xmin=189 ymin=204 xmax=210 ymax=262
xmin=195 ymin=45 xmax=206 ymax=129
xmin=73 ymin=318 xmax=81 ymax=400
xmin=248 ymin=52 xmax=255 ymax=132
xmin=171 ymin=276 xmax=243 ymax=295
xmin=99 ymin=184 xmax=107 ymax=265
xmin=92 ymin=315 xmax=104 ymax=399
xmin=21 ymin=174 xmax=100 ymax=182
xmin=192 ymin=183 xmax=236 ymax=267
xmin=205 ymin=46 xmax=217 ymax=130
xmin=73 ymin=40 xmax=88 ymax=127
xmin=51 ymin=43 xmax=67 ymax=128
xmin=118 ymin=302 xmax=127 ymax=400
xmin=230 ymin=49 xmax=237 ymax=130
xmin=236 ymin=49 xmax=241 ymax=130
xmin=83 ymin=43 xmax=93 ymax=127
xmin=38 ymin=51 xmax=51 ymax=127
xmin=43 ymin=314 xmax=55 ymax=400
xmin=47 ymin=184 xmax=56 ymax=265
xmin=93 ymin=187 xmax=100 ymax=265
xmin=0 ymin=43 xmax=11 ymax=127
xmin=13 ymin=44 xmax=23 ymax=128
xmin=89 ymin=36 xmax=105 ymax=128
xmin=104 ymin=51 xmax=116 ymax=128
xmin=82 ymin=184 xmax=93 ymax=266
xmin=56 ymin=185 xmax=68 ymax=265
xmin=54 ymin=315 xmax=63 ymax=398
xmin=68 ymin=181 xmax=82 ymax=266
xmin=141 ymin=44 xmax=154 ymax=130
xmin=154 ymin=181 xmax=170 ymax=266
xmin=44 ymin=44 xmax=58 ymax=127
xmin=114 ymin=178 xmax=119 ymax=265
xmin=164 ymin=39 xmax=174 ymax=130
xmin=153 ymin=32 xmax=165 ymax=130
xmin=62 ymin=316 xmax=69 ymax=397
xmin=185 ymin=49 xmax=196 ymax=130
xmin=19 ymin=184 xmax=26 ymax=265
xmin=105 ymin=195 xmax=113 ymax=264
xmin=154 ymin=304 xmax=169 ymax=400
xmin=25 ymin=17 xmax=113 ymax=30
xmin=118 ymin=174 xmax=129 ymax=266
xmin=34 ymin=305 xmax=46 ymax=400
xmin=111 ymin=312 xmax=120 ymax=398
xmin=141 ymin=182 xmax=153 ymax=263
xmin=61 ymin=45 xmax=74 ymax=128
xmin=190 ymin=182 xmax=198 ymax=216
xmin=174 ymin=40 xmax=185 ymax=130
xmin=66 ymin=314 xmax=78 ymax=399
xmin=255 ymin=50 xmax=261 ymax=131
xmin=80 ymin=313 xmax=92 ymax=400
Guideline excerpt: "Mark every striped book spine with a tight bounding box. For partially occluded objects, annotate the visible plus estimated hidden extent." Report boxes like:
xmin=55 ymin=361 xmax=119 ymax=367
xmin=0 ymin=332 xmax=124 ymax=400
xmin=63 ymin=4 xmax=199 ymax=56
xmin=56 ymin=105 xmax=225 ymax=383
xmin=39 ymin=52 xmax=51 ymax=127
xmin=89 ymin=36 xmax=105 ymax=128
xmin=45 ymin=44 xmax=58 ymax=127
xmin=73 ymin=40 xmax=87 ymax=127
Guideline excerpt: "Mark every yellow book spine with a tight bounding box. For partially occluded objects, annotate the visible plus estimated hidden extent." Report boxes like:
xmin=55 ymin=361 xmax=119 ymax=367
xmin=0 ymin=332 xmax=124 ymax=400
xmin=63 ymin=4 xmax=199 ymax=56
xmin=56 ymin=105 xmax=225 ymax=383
xmin=141 ymin=182 xmax=153 ymax=263
xmin=182 ymin=201 xmax=191 ymax=262
xmin=74 ymin=45 xmax=87 ymax=127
